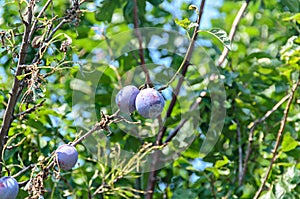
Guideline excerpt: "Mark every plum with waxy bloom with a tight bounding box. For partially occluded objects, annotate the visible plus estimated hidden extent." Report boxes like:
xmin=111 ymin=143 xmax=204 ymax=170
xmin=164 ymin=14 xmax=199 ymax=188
xmin=56 ymin=144 xmax=78 ymax=170
xmin=0 ymin=176 xmax=19 ymax=199
xmin=135 ymin=88 xmax=165 ymax=118
xmin=116 ymin=85 xmax=140 ymax=113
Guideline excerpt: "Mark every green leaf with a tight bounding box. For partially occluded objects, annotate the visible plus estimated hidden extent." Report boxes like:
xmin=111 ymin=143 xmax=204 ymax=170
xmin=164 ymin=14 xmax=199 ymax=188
xmin=123 ymin=0 xmax=146 ymax=23
xmin=205 ymin=167 xmax=220 ymax=178
xmin=198 ymin=28 xmax=231 ymax=50
xmin=147 ymin=0 xmax=163 ymax=6
xmin=218 ymin=168 xmax=230 ymax=176
xmin=283 ymin=13 xmax=300 ymax=23
xmin=175 ymin=18 xmax=191 ymax=29
xmin=241 ymin=183 xmax=256 ymax=199
xmin=241 ymin=52 xmax=273 ymax=62
xmin=95 ymin=0 xmax=119 ymax=22
xmin=16 ymin=73 xmax=30 ymax=80
xmin=281 ymin=133 xmax=298 ymax=152
xmin=215 ymin=156 xmax=229 ymax=169
xmin=280 ymin=0 xmax=299 ymax=13
xmin=172 ymin=188 xmax=198 ymax=199
xmin=280 ymin=36 xmax=300 ymax=65
xmin=260 ymin=186 xmax=277 ymax=199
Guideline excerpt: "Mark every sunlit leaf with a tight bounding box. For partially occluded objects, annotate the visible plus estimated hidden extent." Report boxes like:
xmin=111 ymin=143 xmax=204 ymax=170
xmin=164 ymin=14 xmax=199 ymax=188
xmin=281 ymin=133 xmax=298 ymax=152
xmin=198 ymin=28 xmax=231 ymax=50
xmin=215 ymin=156 xmax=229 ymax=169
xmin=175 ymin=18 xmax=191 ymax=29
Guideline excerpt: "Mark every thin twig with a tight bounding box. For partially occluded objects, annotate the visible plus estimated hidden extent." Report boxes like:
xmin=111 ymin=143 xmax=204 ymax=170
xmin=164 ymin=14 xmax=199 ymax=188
xmin=209 ymin=175 xmax=217 ymax=199
xmin=218 ymin=0 xmax=251 ymax=66
xmin=6 ymin=137 xmax=26 ymax=150
xmin=28 ymin=0 xmax=53 ymax=41
xmin=45 ymin=19 xmax=69 ymax=43
xmin=14 ymin=99 xmax=46 ymax=119
xmin=253 ymin=79 xmax=299 ymax=199
xmin=133 ymin=0 xmax=151 ymax=86
xmin=18 ymin=180 xmax=30 ymax=188
xmin=71 ymin=111 xmax=119 ymax=146
xmin=164 ymin=93 xmax=206 ymax=144
xmin=114 ymin=116 xmax=141 ymax=125
xmin=31 ymin=18 xmax=69 ymax=64
xmin=236 ymin=119 xmax=243 ymax=185
xmin=12 ymin=164 xmax=35 ymax=178
xmin=240 ymin=93 xmax=290 ymax=185
xmin=79 ymin=0 xmax=86 ymax=5
xmin=71 ymin=124 xmax=103 ymax=147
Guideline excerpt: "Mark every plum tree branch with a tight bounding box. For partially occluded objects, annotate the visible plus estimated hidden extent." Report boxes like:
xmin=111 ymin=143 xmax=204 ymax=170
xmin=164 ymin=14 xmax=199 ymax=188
xmin=0 ymin=0 xmax=82 ymax=177
xmin=218 ymin=0 xmax=251 ymax=66
xmin=158 ymin=0 xmax=206 ymax=147
xmin=253 ymin=78 xmax=299 ymax=199
xmin=25 ymin=110 xmax=125 ymax=195
xmin=133 ymin=0 xmax=152 ymax=86
xmin=240 ymin=92 xmax=291 ymax=185
xmin=146 ymin=1 xmax=206 ymax=198
xmin=71 ymin=111 xmax=119 ymax=147
xmin=0 ymin=1 xmax=34 ymax=176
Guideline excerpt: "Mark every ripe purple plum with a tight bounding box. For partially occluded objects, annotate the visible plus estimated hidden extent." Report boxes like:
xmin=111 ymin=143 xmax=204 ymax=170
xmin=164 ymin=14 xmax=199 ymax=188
xmin=135 ymin=88 xmax=165 ymax=118
xmin=116 ymin=85 xmax=140 ymax=113
xmin=56 ymin=144 xmax=78 ymax=170
xmin=0 ymin=176 xmax=19 ymax=199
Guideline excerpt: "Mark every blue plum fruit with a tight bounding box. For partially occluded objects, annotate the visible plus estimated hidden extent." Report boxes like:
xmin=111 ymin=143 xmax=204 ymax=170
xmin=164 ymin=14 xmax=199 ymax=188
xmin=135 ymin=88 xmax=165 ymax=118
xmin=0 ymin=176 xmax=19 ymax=199
xmin=116 ymin=85 xmax=140 ymax=113
xmin=56 ymin=144 xmax=78 ymax=170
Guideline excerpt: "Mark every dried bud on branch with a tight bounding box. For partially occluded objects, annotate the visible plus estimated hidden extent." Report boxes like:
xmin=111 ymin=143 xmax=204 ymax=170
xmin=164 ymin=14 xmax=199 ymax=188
xmin=31 ymin=36 xmax=43 ymax=48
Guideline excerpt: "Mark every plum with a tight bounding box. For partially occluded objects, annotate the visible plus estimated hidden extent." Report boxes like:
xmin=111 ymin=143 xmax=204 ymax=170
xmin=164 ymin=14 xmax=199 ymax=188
xmin=0 ymin=176 xmax=19 ymax=199
xmin=135 ymin=88 xmax=165 ymax=118
xmin=115 ymin=85 xmax=140 ymax=113
xmin=56 ymin=144 xmax=78 ymax=170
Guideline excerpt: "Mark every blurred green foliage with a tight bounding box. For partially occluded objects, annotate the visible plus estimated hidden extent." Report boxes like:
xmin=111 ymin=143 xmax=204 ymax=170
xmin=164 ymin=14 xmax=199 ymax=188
xmin=0 ymin=0 xmax=299 ymax=198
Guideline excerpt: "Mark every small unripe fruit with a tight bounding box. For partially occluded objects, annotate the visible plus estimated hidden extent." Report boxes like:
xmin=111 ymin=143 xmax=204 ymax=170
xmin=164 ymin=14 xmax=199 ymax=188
xmin=116 ymin=85 xmax=140 ymax=113
xmin=56 ymin=144 xmax=78 ymax=170
xmin=135 ymin=88 xmax=165 ymax=118
xmin=0 ymin=176 xmax=19 ymax=199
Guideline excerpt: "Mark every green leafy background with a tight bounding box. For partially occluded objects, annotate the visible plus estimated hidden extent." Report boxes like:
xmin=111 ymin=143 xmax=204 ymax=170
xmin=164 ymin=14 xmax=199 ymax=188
xmin=0 ymin=0 xmax=299 ymax=198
